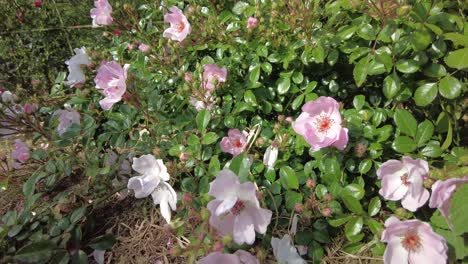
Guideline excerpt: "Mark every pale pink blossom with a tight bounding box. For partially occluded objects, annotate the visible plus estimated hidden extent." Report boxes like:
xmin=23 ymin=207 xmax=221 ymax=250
xmin=429 ymin=176 xmax=468 ymax=227
xmin=271 ymin=234 xmax=306 ymax=264
xmin=377 ymin=157 xmax=429 ymax=212
xmin=55 ymin=109 xmax=80 ymax=136
xmin=127 ymin=155 xmax=176 ymax=223
xmin=292 ymin=96 xmax=348 ymax=151
xmin=198 ymin=250 xmax=259 ymax=264
xmin=202 ymin=64 xmax=227 ymax=91
xmin=90 ymin=0 xmax=113 ymax=27
xmin=220 ymin=129 xmax=248 ymax=156
xmin=127 ymin=43 xmax=135 ymax=50
xmin=207 ymin=169 xmax=272 ymax=245
xmin=65 ymin=47 xmax=91 ymax=88
xmin=163 ymin=6 xmax=191 ymax=42
xmin=263 ymin=144 xmax=278 ymax=168
xmin=12 ymin=139 xmax=29 ymax=168
xmin=381 ymin=216 xmax=447 ymax=264
xmin=247 ymin=17 xmax=258 ymax=29
xmin=94 ymin=61 xmax=130 ymax=110
xmin=138 ymin=43 xmax=150 ymax=53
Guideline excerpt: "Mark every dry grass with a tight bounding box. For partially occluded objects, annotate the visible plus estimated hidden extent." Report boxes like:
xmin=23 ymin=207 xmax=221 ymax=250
xmin=104 ymin=201 xmax=185 ymax=264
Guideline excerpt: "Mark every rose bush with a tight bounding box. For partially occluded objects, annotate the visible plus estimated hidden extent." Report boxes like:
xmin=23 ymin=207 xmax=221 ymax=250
xmin=1 ymin=0 xmax=467 ymax=263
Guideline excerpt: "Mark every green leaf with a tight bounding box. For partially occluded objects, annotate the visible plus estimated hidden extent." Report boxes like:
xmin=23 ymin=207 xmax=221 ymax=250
xmin=291 ymin=94 xmax=304 ymax=110
xmin=383 ymin=72 xmax=401 ymax=99
xmin=202 ymin=132 xmax=219 ymax=145
xmin=368 ymin=197 xmax=381 ymax=216
xmin=396 ymin=59 xmax=420 ymax=73
xmin=327 ymin=49 xmax=339 ymax=66
xmin=88 ymin=234 xmax=116 ymax=250
xmin=249 ymin=64 xmax=260 ymax=84
xmin=358 ymin=159 xmax=372 ymax=174
xmin=312 ymin=45 xmax=325 ymax=63
xmin=365 ymin=218 xmax=383 ymax=234
xmin=244 ymin=90 xmax=258 ymax=106
xmin=394 ymin=109 xmax=417 ymax=138
xmin=208 ymin=155 xmax=220 ymax=175
xmin=450 ymin=184 xmax=468 ymax=235
xmin=423 ymin=63 xmax=446 ymax=78
xmin=345 ymin=217 xmax=364 ymax=238
xmin=411 ymin=29 xmax=432 ymax=51
xmin=196 ymin=109 xmax=211 ymax=133
xmin=229 ymin=154 xmax=251 ymax=183
xmin=421 ymin=141 xmax=443 ymax=157
xmin=71 ymin=250 xmax=88 ymax=264
xmin=342 ymin=195 xmax=364 ymax=214
xmin=70 ymin=207 xmax=86 ymax=224
xmin=277 ymin=76 xmax=291 ymax=95
xmin=280 ymin=166 xmax=299 ymax=190
xmin=285 ymin=191 xmax=303 ymax=210
xmin=444 ymin=48 xmax=468 ymax=69
xmin=328 ymin=215 xmax=352 ymax=227
xmin=357 ymin=24 xmax=376 ymax=40
xmin=353 ymin=56 xmax=370 ymax=87
xmin=292 ymin=71 xmax=304 ymax=84
xmin=353 ymin=95 xmax=365 ymax=110
xmin=232 ymin=1 xmax=249 ymax=15
xmin=415 ymin=120 xmax=434 ymax=146
xmin=344 ymin=184 xmax=365 ymax=200
xmin=439 ymin=76 xmax=462 ymax=99
xmin=392 ymin=136 xmax=417 ymax=153
xmin=14 ymin=240 xmax=56 ymax=263
xmin=414 ymin=83 xmax=438 ymax=107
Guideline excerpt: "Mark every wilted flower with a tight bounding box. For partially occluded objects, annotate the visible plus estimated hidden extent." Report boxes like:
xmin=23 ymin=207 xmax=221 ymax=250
xmin=202 ymin=64 xmax=227 ymax=91
xmin=220 ymin=129 xmax=248 ymax=156
xmin=55 ymin=109 xmax=80 ymax=136
xmin=12 ymin=139 xmax=29 ymax=169
xmin=377 ymin=157 xmax=429 ymax=212
xmin=64 ymin=47 xmax=91 ymax=88
xmin=127 ymin=155 xmax=177 ymax=223
xmin=94 ymin=61 xmax=130 ymax=110
xmin=292 ymin=96 xmax=348 ymax=151
xmin=90 ymin=0 xmax=113 ymax=27
xmin=163 ymin=6 xmax=191 ymax=42
xmin=247 ymin=17 xmax=258 ymax=29
xmin=198 ymin=250 xmax=259 ymax=264
xmin=271 ymin=234 xmax=306 ymax=264
xmin=184 ymin=72 xmax=193 ymax=82
xmin=138 ymin=43 xmax=150 ymax=53
xmin=92 ymin=249 xmax=105 ymax=264
xmin=429 ymin=176 xmax=468 ymax=227
xmin=207 ymin=169 xmax=272 ymax=245
xmin=263 ymin=144 xmax=278 ymax=169
xmin=189 ymin=92 xmax=215 ymax=112
xmin=381 ymin=216 xmax=447 ymax=264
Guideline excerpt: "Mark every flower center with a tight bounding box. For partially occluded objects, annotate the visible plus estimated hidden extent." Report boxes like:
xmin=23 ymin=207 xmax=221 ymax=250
xmin=230 ymin=200 xmax=245 ymax=216
xmin=233 ymin=139 xmax=244 ymax=148
xmin=316 ymin=114 xmax=334 ymax=133
xmin=400 ymin=173 xmax=410 ymax=186
xmin=176 ymin=22 xmax=185 ymax=32
xmin=401 ymin=231 xmax=421 ymax=252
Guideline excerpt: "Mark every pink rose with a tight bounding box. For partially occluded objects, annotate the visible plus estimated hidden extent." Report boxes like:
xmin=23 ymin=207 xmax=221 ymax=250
xmin=381 ymin=216 xmax=447 ymax=264
xmin=247 ymin=17 xmax=258 ymax=29
xmin=163 ymin=6 xmax=191 ymax=42
xmin=292 ymin=96 xmax=348 ymax=151
xmin=90 ymin=0 xmax=113 ymax=27
xmin=377 ymin=157 xmax=430 ymax=212
xmin=198 ymin=250 xmax=259 ymax=264
xmin=429 ymin=176 xmax=468 ymax=227
xmin=220 ymin=129 xmax=248 ymax=156
xmin=12 ymin=139 xmax=29 ymax=168
xmin=207 ymin=170 xmax=272 ymax=245
xmin=94 ymin=61 xmax=130 ymax=110
xmin=202 ymin=64 xmax=227 ymax=91
xmin=138 ymin=43 xmax=150 ymax=53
